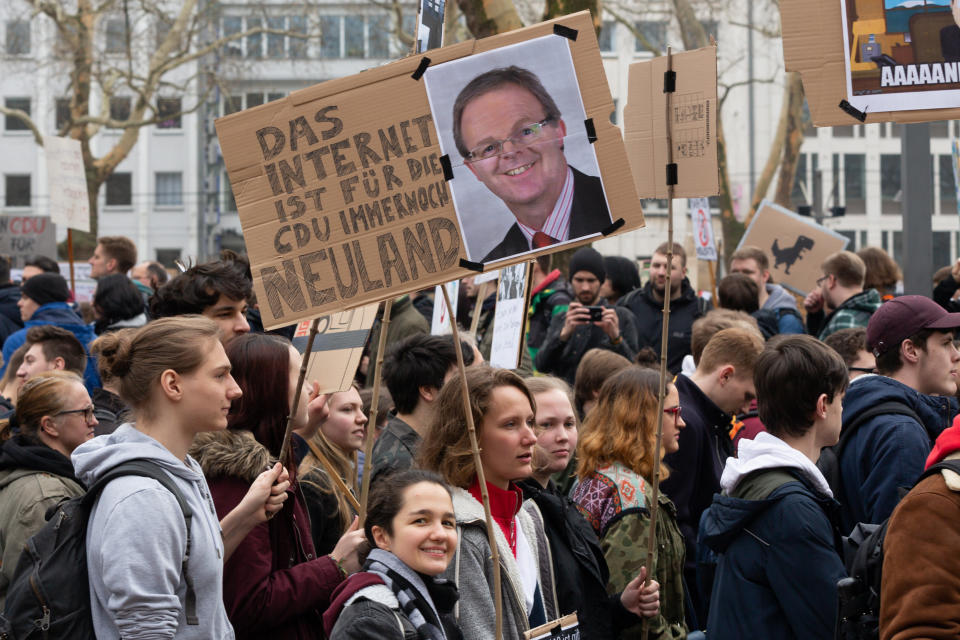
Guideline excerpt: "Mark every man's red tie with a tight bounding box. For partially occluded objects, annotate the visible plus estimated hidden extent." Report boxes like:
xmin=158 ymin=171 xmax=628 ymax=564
xmin=532 ymin=232 xmax=558 ymax=249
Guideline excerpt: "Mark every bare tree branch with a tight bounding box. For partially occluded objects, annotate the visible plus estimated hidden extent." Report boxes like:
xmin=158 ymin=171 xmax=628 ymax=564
xmin=0 ymin=107 xmax=44 ymax=145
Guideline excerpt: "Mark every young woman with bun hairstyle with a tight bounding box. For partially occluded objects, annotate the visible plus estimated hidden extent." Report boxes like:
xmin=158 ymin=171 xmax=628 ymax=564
xmin=418 ymin=366 xmax=558 ymax=640
xmin=519 ymin=376 xmax=660 ymax=640
xmin=572 ymin=367 xmax=689 ymax=640
xmin=189 ymin=332 xmax=365 ymax=639
xmin=0 ymin=371 xmax=94 ymax=605
xmin=71 ymin=316 xmax=290 ymax=640
xmin=324 ymin=469 xmax=463 ymax=640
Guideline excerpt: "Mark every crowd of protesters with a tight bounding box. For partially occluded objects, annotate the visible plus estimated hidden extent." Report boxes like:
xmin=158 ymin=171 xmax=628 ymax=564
xmin=0 ymin=232 xmax=958 ymax=640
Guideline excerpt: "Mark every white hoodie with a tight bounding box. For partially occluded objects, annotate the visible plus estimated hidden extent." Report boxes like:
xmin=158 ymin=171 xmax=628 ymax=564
xmin=72 ymin=424 xmax=234 ymax=640
xmin=720 ymin=431 xmax=833 ymax=498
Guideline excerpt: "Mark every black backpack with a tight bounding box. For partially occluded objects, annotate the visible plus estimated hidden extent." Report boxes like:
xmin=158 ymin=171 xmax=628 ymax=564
xmin=817 ymin=401 xmax=924 ymax=501
xmin=0 ymin=459 xmax=198 ymax=639
xmin=835 ymin=458 xmax=960 ymax=640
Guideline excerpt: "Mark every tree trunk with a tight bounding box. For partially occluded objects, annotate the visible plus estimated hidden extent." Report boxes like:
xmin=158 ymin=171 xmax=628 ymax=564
xmin=456 ymin=0 xmax=523 ymax=38
xmin=773 ymin=72 xmax=806 ymax=208
xmin=543 ymin=0 xmax=601 ymax=31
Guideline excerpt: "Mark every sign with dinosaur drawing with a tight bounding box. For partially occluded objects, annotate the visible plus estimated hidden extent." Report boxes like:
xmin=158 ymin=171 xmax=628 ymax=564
xmin=737 ymin=200 xmax=850 ymax=295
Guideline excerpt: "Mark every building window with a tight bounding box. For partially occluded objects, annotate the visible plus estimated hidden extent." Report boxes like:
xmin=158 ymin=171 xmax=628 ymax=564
xmin=5 ymin=20 xmax=29 ymax=55
xmin=109 ymin=96 xmax=131 ymax=125
xmin=634 ymin=21 xmax=666 ymax=53
xmin=934 ymin=231 xmax=952 ymax=269
xmin=833 ymin=125 xmax=853 ymax=138
xmin=246 ymin=17 xmax=262 ymax=59
xmin=224 ymin=96 xmax=243 ymax=115
xmin=267 ymin=17 xmax=286 ymax=58
xmin=843 ymin=153 xmax=866 ymax=213
xmin=599 ymin=21 xmax=615 ymax=52
xmin=369 ymin=15 xmax=390 ymax=58
xmin=157 ymin=97 xmax=181 ymax=129
xmin=792 ymin=153 xmax=808 ymax=207
xmin=289 ymin=16 xmax=307 ymax=58
xmin=156 ymin=19 xmax=174 ymax=50
xmin=105 ymin=172 xmax=132 ymax=206
xmin=155 ymin=248 xmax=182 ymax=268
xmin=55 ymin=98 xmax=71 ymax=131
xmin=267 ymin=92 xmax=285 ymax=103
xmin=155 ymin=172 xmax=182 ymax=206
xmin=931 ymin=120 xmax=949 ymax=138
xmin=223 ymin=16 xmax=243 ymax=57
xmin=105 ymin=18 xmax=126 ymax=54
xmin=4 ymin=97 xmax=30 ymax=131
xmin=941 ymin=154 xmax=958 ymax=214
xmin=344 ymin=16 xmax=364 ymax=58
xmin=4 ymin=174 xmax=30 ymax=207
xmin=321 ymin=16 xmax=341 ymax=57
xmin=880 ymin=154 xmax=900 ymax=214
xmin=246 ymin=93 xmax=264 ymax=108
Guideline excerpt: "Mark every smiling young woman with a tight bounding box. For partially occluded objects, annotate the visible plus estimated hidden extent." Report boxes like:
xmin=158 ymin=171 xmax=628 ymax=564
xmin=325 ymin=470 xmax=462 ymax=640
xmin=418 ymin=366 xmax=557 ymax=640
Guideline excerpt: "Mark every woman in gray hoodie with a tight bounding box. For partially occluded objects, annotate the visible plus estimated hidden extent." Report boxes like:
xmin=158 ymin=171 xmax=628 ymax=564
xmin=72 ymin=316 xmax=292 ymax=640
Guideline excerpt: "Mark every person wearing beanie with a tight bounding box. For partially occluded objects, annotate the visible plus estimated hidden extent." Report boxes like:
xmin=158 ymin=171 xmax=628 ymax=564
xmin=600 ymin=256 xmax=641 ymax=306
xmin=619 ymin=242 xmax=712 ymax=374
xmin=535 ymin=247 xmax=638 ymax=384
xmin=1 ymin=273 xmax=99 ymax=392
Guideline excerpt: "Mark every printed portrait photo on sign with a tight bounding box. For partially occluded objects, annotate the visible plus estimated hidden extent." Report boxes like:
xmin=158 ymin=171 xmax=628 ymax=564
xmin=424 ymin=34 xmax=611 ymax=264
xmin=841 ymin=0 xmax=960 ymax=112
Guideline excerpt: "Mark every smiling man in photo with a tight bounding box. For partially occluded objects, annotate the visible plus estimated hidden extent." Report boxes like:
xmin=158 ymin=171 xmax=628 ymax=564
xmin=452 ymin=66 xmax=611 ymax=263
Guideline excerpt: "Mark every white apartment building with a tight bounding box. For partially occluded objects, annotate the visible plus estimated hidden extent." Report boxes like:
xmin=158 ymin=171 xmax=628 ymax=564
xmin=3 ymin=3 xmax=955 ymax=273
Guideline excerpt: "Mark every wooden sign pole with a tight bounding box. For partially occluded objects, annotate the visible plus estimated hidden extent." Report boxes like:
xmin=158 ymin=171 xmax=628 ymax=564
xmin=66 ymin=229 xmax=76 ymax=296
xmin=470 ymin=281 xmax=488 ymax=336
xmin=359 ymin=298 xmax=394 ymax=524
xmin=440 ymin=284 xmax=502 ymax=640
xmin=642 ymin=45 xmax=675 ymax=640
xmin=279 ymin=317 xmax=321 ymax=466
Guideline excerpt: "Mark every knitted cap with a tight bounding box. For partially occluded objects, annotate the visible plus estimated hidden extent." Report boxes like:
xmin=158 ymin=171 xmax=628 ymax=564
xmin=21 ymin=272 xmax=69 ymax=306
xmin=568 ymin=247 xmax=605 ymax=282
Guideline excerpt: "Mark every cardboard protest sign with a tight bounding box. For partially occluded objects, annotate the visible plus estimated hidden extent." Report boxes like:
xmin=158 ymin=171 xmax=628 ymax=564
xmin=782 ymin=0 xmax=960 ymax=125
xmin=624 ymin=46 xmax=720 ymax=199
xmin=737 ymin=201 xmax=850 ymax=295
xmin=689 ymin=198 xmax=717 ymax=261
xmin=431 ymin=280 xmax=459 ymax=334
xmin=215 ymin=11 xmax=645 ymax=329
xmin=44 ymin=136 xmax=90 ymax=233
xmin=291 ymin=303 xmax=379 ymax=394
xmin=425 ymin=35 xmax=613 ymax=263
xmin=0 ymin=217 xmax=56 ymax=269
xmin=416 ymin=0 xmax=445 ymax=53
xmin=524 ymin=613 xmax=579 ymax=640
xmin=489 ymin=262 xmax=528 ymax=368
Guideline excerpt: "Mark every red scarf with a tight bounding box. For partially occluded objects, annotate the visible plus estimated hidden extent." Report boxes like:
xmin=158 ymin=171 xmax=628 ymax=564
xmin=926 ymin=413 xmax=960 ymax=469
xmin=469 ymin=476 xmax=523 ymax=557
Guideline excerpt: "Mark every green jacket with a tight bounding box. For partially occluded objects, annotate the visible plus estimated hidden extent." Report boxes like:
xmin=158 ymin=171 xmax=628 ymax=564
xmin=812 ymin=288 xmax=882 ymax=340
xmin=573 ymin=463 xmax=687 ymax=640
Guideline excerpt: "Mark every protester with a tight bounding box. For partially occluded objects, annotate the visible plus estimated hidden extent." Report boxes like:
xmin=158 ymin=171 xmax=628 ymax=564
xmin=804 ymin=250 xmax=882 ymax=340
xmin=364 ymin=295 xmax=429 ymax=388
xmin=0 ymin=371 xmax=93 ymax=605
xmin=834 ymin=295 xmax=960 ymax=533
xmin=573 ymin=367 xmax=688 ymax=639
xmin=572 ymin=347 xmax=633 ymax=418
xmin=130 ymin=260 xmax=169 ymax=292
xmin=684 ymin=309 xmax=760 ymax=376
xmin=660 ymin=327 xmax=764 ymax=623
xmin=728 ymin=246 xmax=804 ymax=334
xmin=88 ymin=236 xmax=136 ymax=280
xmin=600 ymin=256 xmax=641 ymax=306
xmin=71 ymin=316 xmax=290 ymax=639
xmin=92 ymin=274 xmax=148 ymax=334
xmin=536 ymin=247 xmax=639 ymax=383
xmin=150 ymin=259 xmax=252 ymax=344
xmin=20 ymin=255 xmax=59 ymax=281
xmin=700 ymin=335 xmax=848 ymax=639
xmin=369 ymin=334 xmax=474 ymax=485
xmin=858 ymin=246 xmax=901 ymax=301
xmin=15 ymin=325 xmax=86 ymax=382
xmin=299 ymin=386 xmax=366 ymax=555
xmin=527 ymin=256 xmax=571 ymax=367
xmin=717 ymin=273 xmax=778 ymax=339
xmin=191 ymin=332 xmax=366 ymax=639
xmin=0 ymin=344 xmax=26 ymax=412
xmin=0 ymin=256 xmax=22 ymax=344
xmin=520 ymin=376 xmax=660 ymax=640
xmin=879 ymin=415 xmax=960 ymax=639
xmin=823 ymin=327 xmax=876 ymax=380
xmin=89 ymin=332 xmax=132 ymax=436
xmin=619 ymin=242 xmax=710 ymax=374
xmin=2 ymin=273 xmax=99 ymax=389
xmin=358 ymin=387 xmax=392 ymax=440
xmin=324 ymin=470 xmax=463 ymax=640
xmin=419 ymin=367 xmax=559 ymax=640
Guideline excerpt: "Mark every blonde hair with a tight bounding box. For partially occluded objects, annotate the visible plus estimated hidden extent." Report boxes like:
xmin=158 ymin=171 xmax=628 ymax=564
xmin=577 ymin=367 xmax=669 ymax=482
xmin=525 ymin=375 xmax=577 ymax=476
xmin=697 ymin=327 xmax=765 ymax=376
xmin=0 ymin=371 xmax=84 ymax=442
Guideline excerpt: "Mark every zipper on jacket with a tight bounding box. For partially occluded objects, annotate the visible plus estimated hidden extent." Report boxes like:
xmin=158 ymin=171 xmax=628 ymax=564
xmin=28 ymin=574 xmax=50 ymax=631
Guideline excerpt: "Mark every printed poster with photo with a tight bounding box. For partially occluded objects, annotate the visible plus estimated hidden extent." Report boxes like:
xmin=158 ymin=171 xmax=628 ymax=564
xmin=841 ymin=0 xmax=960 ymax=112
xmin=490 ymin=262 xmax=528 ymax=369
xmin=423 ymin=35 xmax=612 ymax=264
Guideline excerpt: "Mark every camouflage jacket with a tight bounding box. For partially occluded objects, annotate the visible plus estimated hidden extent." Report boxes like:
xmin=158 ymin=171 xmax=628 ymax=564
xmin=368 ymin=413 xmax=421 ymax=486
xmin=573 ymin=463 xmax=687 ymax=640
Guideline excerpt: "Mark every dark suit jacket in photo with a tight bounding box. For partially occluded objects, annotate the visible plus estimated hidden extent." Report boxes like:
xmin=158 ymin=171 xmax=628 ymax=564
xmin=480 ymin=166 xmax=611 ymax=263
